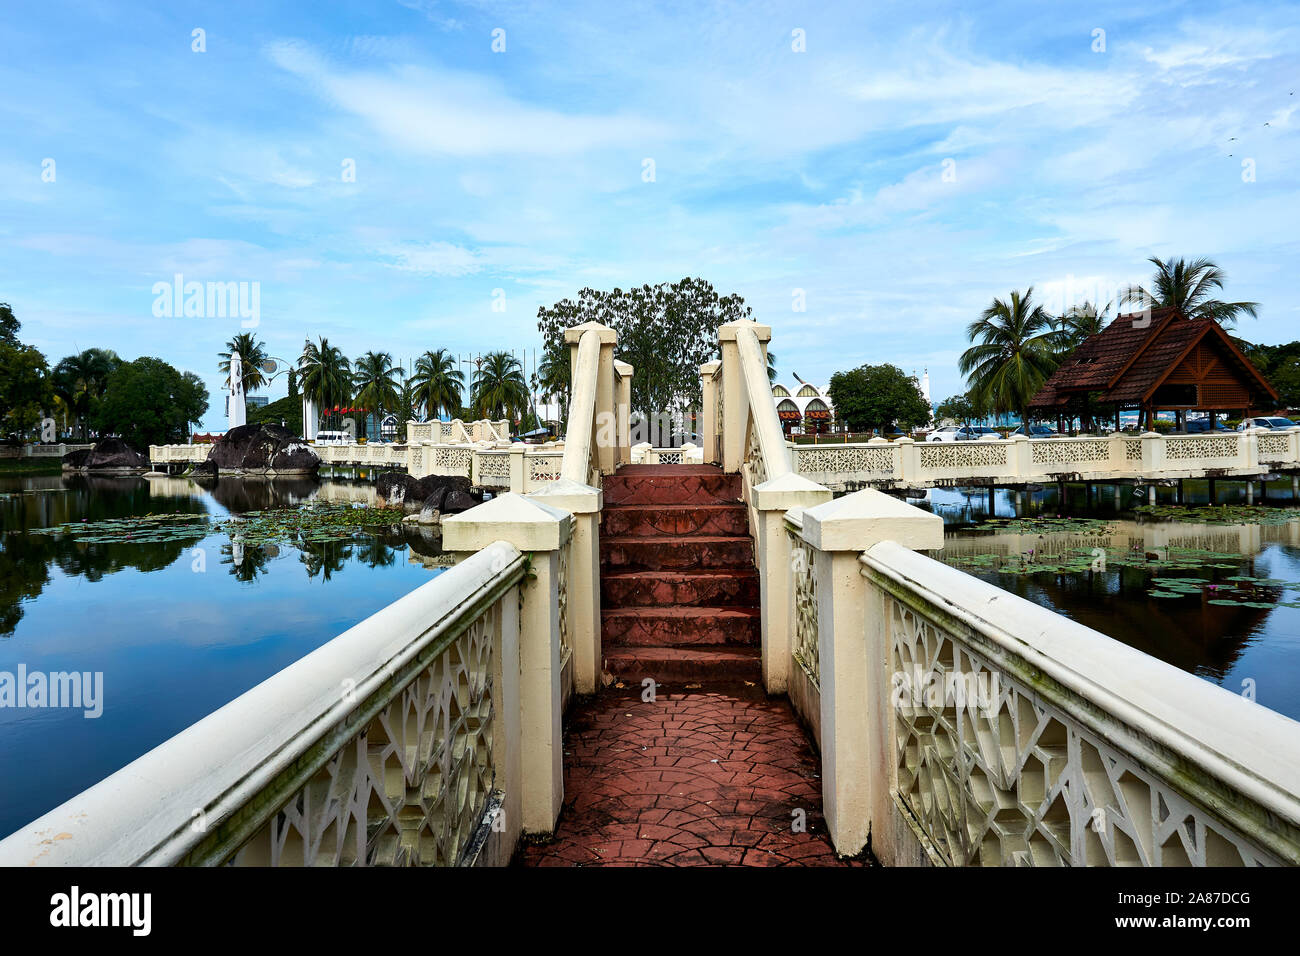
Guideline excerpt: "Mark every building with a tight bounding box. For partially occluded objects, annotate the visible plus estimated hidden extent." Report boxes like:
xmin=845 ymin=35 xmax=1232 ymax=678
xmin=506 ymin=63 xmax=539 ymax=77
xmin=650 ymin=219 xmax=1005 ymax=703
xmin=1029 ymin=307 xmax=1279 ymax=430
xmin=772 ymin=382 xmax=835 ymax=435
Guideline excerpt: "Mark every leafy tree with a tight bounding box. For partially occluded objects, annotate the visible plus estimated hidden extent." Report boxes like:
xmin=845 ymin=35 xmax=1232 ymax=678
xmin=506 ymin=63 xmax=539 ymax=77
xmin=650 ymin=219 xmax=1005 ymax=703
xmin=287 ymin=366 xmax=299 ymax=399
xmin=218 ymin=332 xmax=269 ymax=394
xmin=1242 ymin=340 xmax=1300 ymax=410
xmin=409 ymin=348 xmax=465 ymax=420
xmin=298 ymin=337 xmax=352 ymax=429
xmin=53 ymin=348 xmax=121 ymax=441
xmin=352 ymin=351 xmax=402 ymax=439
xmin=94 ymin=357 xmax=209 ymax=448
xmin=0 ymin=302 xmax=19 ymax=345
xmin=959 ymin=288 xmax=1059 ymax=429
xmin=827 ymin=364 xmax=931 ymax=434
xmin=471 ymin=351 xmax=529 ymax=423
xmin=536 ymin=277 xmax=750 ymax=422
xmin=1123 ymin=256 xmax=1259 ymax=327
xmin=247 ymin=394 xmax=303 ymax=434
xmin=934 ymin=393 xmax=980 ymax=425
xmin=0 ymin=342 xmax=54 ymax=438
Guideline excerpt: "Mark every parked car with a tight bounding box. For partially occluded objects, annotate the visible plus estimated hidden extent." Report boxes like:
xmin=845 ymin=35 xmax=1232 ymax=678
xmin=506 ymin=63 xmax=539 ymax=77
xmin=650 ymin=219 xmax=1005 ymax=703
xmin=1010 ymin=424 xmax=1057 ymax=437
xmin=967 ymin=426 xmax=1002 ymax=440
xmin=927 ymin=425 xmax=975 ymax=442
xmin=1237 ymin=416 xmax=1297 ymax=431
xmin=1185 ymin=418 xmax=1233 ymax=433
xmin=314 ymin=430 xmax=352 ymax=445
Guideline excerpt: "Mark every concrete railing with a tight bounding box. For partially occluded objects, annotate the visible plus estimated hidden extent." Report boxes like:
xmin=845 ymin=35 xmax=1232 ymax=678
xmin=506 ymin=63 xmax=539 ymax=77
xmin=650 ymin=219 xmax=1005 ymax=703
xmin=0 ymin=544 xmax=541 ymax=866
xmin=6 ymin=442 xmax=95 ymax=458
xmin=789 ymin=427 xmax=1299 ymax=491
xmin=783 ymin=487 xmax=1300 ymax=866
xmin=629 ymin=442 xmax=704 ymax=465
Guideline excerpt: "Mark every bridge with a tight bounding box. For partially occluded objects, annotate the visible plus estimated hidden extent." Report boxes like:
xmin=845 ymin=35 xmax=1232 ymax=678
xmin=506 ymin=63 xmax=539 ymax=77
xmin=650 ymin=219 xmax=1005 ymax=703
xmin=8 ymin=318 xmax=1300 ymax=867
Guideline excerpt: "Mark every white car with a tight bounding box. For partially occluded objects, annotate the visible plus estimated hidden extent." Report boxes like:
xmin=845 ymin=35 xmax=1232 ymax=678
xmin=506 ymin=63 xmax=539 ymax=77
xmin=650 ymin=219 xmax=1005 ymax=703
xmin=314 ymin=430 xmax=353 ymax=445
xmin=928 ymin=425 xmax=976 ymax=442
xmin=1237 ymin=416 xmax=1297 ymax=431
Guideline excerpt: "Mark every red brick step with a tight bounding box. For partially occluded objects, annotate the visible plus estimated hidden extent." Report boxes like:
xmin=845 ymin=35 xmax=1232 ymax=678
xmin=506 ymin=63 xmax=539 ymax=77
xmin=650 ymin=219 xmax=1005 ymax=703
xmin=601 ymin=645 xmax=762 ymax=684
xmin=601 ymin=535 xmax=753 ymax=572
xmin=601 ymin=606 xmax=760 ymax=646
xmin=600 ymin=569 xmax=759 ymax=608
xmin=602 ymin=466 xmax=742 ymax=506
xmin=600 ymin=502 xmax=749 ymax=537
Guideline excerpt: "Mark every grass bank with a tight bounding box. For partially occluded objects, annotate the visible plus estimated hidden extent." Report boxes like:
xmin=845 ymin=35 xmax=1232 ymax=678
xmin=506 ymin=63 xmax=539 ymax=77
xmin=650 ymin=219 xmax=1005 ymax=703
xmin=0 ymin=458 xmax=62 ymax=476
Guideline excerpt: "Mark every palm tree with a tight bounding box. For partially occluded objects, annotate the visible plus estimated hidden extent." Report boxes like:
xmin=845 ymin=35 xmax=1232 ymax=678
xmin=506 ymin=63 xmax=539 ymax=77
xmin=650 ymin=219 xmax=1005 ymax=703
xmin=409 ymin=348 xmax=465 ymax=421
xmin=1123 ymin=256 xmax=1259 ymax=327
xmin=767 ymin=349 xmax=778 ymax=384
xmin=959 ymin=288 xmax=1059 ymax=429
xmin=53 ymin=348 xmax=120 ymax=440
xmin=298 ymin=337 xmax=352 ymax=430
xmin=471 ymin=351 xmax=529 ymax=423
xmin=352 ymin=351 xmax=402 ymax=439
xmin=533 ymin=347 xmax=570 ymax=425
xmin=218 ymin=333 xmax=269 ymax=394
xmin=1054 ymin=301 xmax=1112 ymax=353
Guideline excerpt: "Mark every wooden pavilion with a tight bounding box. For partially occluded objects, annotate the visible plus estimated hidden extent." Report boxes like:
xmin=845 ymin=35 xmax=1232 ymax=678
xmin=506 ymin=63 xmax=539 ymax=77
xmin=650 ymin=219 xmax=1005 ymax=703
xmin=1029 ymin=307 xmax=1279 ymax=430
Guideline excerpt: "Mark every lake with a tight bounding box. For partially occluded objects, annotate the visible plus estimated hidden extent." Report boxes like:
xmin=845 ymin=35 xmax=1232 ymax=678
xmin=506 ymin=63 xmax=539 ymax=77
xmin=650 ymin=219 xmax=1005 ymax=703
xmin=0 ymin=472 xmax=446 ymax=838
xmin=924 ymin=484 xmax=1300 ymax=723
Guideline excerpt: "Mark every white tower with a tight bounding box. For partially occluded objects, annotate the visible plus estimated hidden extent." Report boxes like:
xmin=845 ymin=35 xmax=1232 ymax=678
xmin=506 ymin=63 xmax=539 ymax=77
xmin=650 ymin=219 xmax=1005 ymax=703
xmin=228 ymin=351 xmax=246 ymax=430
xmin=302 ymin=396 xmax=318 ymax=441
xmin=921 ymin=368 xmax=931 ymax=403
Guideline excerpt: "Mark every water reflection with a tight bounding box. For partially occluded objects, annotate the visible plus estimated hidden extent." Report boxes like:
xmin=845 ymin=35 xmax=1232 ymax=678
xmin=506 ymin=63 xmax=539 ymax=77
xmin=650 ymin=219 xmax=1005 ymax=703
xmin=0 ymin=472 xmax=447 ymax=837
xmin=938 ymin=493 xmax=1300 ymax=721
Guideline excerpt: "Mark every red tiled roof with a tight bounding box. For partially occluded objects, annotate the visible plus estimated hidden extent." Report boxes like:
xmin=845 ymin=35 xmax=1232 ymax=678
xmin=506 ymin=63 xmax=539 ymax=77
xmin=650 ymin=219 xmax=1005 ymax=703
xmin=1030 ymin=308 xmax=1276 ymax=409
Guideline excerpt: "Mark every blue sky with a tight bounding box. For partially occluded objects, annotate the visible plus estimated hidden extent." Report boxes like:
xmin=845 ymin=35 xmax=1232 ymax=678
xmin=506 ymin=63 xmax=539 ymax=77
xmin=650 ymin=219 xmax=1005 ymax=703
xmin=3 ymin=0 xmax=1298 ymax=430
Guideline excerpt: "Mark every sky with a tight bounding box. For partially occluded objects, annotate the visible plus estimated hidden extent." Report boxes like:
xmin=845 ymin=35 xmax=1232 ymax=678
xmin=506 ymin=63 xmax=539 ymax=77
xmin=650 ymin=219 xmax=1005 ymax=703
xmin=3 ymin=0 xmax=1298 ymax=431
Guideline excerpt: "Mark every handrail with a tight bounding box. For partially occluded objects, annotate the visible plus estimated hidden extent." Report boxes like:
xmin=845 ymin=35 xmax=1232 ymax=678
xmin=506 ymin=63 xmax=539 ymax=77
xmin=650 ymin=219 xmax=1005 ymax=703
xmin=861 ymin=539 xmax=1300 ymax=864
xmin=0 ymin=542 xmax=526 ymax=866
xmin=734 ymin=322 xmax=792 ymax=481
xmin=560 ymin=327 xmax=602 ymax=484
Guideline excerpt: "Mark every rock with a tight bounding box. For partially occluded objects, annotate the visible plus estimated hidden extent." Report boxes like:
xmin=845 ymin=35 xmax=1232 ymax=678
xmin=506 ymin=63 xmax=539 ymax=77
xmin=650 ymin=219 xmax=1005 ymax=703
xmin=441 ymin=488 xmax=484 ymax=514
xmin=418 ymin=495 xmax=442 ymax=525
xmin=206 ymin=423 xmax=319 ymax=475
xmin=375 ymin=471 xmax=419 ymax=506
xmin=410 ymin=473 xmax=471 ymax=502
xmin=190 ymin=459 xmax=218 ymax=482
xmin=63 ymin=438 xmax=148 ymax=473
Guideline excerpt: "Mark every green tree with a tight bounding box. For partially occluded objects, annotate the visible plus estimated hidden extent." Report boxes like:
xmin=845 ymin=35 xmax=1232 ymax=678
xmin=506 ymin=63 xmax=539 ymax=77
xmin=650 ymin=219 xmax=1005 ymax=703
xmin=94 ymin=357 xmax=209 ymax=448
xmin=0 ymin=302 xmax=19 ymax=345
xmin=352 ymin=351 xmax=402 ymax=439
xmin=532 ymin=344 xmax=570 ymax=426
xmin=247 ymin=394 xmax=303 ymax=434
xmin=767 ymin=349 xmax=778 ymax=384
xmin=53 ymin=348 xmax=121 ymax=441
xmin=1242 ymin=340 xmax=1300 ymax=410
xmin=536 ymin=277 xmax=750 ymax=422
xmin=409 ymin=348 xmax=465 ymax=420
xmin=470 ymin=351 xmax=529 ymax=423
xmin=218 ymin=332 xmax=269 ymax=394
xmin=298 ymin=337 xmax=352 ymax=429
xmin=1123 ymin=256 xmax=1259 ymax=327
xmin=1056 ymin=301 xmax=1111 ymax=353
xmin=959 ymin=288 xmax=1059 ymax=429
xmin=0 ymin=342 xmax=54 ymax=438
xmin=827 ymin=364 xmax=931 ymax=434
xmin=287 ymin=366 xmax=299 ymax=399
xmin=934 ymin=393 xmax=980 ymax=425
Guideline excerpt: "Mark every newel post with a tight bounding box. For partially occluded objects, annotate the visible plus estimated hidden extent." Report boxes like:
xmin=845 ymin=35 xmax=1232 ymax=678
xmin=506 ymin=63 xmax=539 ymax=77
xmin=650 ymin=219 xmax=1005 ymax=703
xmin=752 ymin=474 xmax=831 ymax=693
xmin=530 ymin=478 xmax=604 ymax=695
xmin=443 ymin=494 xmax=573 ymax=835
xmin=700 ymin=360 xmax=720 ymax=466
xmin=565 ymin=322 xmax=618 ymax=476
xmin=1009 ymin=433 xmax=1031 ymax=478
xmin=800 ymin=490 xmax=944 ymax=858
xmin=717 ymin=319 xmax=771 ymax=473
xmin=614 ymin=360 xmax=633 ymax=468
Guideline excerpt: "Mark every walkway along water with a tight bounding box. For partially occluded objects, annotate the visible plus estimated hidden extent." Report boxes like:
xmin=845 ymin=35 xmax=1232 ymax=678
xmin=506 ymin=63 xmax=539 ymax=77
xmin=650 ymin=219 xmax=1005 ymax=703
xmin=3 ymin=318 xmax=1299 ymax=867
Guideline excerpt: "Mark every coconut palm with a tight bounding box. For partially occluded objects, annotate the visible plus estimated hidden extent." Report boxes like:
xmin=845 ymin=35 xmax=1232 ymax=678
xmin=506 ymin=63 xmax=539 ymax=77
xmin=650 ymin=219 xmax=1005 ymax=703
xmin=1054 ymin=301 xmax=1112 ymax=353
xmin=767 ymin=349 xmax=778 ymax=384
xmin=298 ymin=337 xmax=352 ymax=429
xmin=959 ymin=288 xmax=1060 ymax=429
xmin=352 ymin=351 xmax=402 ymax=438
xmin=53 ymin=348 xmax=121 ymax=440
xmin=218 ymin=333 xmax=269 ymax=393
xmin=1123 ymin=256 xmax=1259 ymax=327
xmin=471 ymin=351 xmax=529 ymax=422
xmin=533 ymin=346 xmax=570 ymax=424
xmin=409 ymin=348 xmax=465 ymax=420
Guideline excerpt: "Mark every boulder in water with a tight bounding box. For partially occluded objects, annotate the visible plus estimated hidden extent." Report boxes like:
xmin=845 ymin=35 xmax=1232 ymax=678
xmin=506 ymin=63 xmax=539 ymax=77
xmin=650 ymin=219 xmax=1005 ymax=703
xmin=207 ymin=423 xmax=319 ymax=476
xmin=63 ymin=438 xmax=149 ymax=474
xmin=190 ymin=458 xmax=218 ymax=482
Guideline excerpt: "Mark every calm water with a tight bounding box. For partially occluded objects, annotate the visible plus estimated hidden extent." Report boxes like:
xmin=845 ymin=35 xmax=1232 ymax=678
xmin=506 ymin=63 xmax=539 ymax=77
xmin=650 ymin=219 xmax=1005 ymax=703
xmin=922 ymin=485 xmax=1300 ymax=722
xmin=0 ymin=473 xmax=446 ymax=837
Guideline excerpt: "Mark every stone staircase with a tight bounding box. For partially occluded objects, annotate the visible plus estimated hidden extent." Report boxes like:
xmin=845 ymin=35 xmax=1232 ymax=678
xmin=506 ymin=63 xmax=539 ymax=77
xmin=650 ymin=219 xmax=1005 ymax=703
xmin=599 ymin=464 xmax=761 ymax=684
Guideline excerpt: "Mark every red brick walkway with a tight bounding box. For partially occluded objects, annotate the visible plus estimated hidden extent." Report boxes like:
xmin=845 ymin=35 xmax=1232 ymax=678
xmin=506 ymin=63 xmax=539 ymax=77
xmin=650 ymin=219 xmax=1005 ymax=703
xmin=518 ymin=684 xmax=869 ymax=867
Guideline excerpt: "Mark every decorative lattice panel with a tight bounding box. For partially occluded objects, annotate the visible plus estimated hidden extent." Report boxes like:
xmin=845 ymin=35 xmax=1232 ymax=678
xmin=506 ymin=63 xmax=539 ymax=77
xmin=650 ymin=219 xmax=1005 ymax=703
xmin=795 ymin=446 xmax=896 ymax=477
xmin=790 ymin=529 xmax=819 ymax=686
xmin=1124 ymin=439 xmax=1142 ymax=462
xmin=654 ymin=449 xmax=684 ymax=464
xmin=745 ymin=419 xmax=767 ymax=486
xmin=477 ymin=453 xmax=511 ymax=480
xmin=1030 ymin=439 xmax=1109 ymax=466
xmin=527 ymin=455 xmax=562 ymax=482
xmin=409 ymin=447 xmax=423 ymax=472
xmin=1258 ymin=433 xmax=1291 ymax=462
xmin=557 ymin=537 xmax=571 ymax=661
xmin=221 ymin=607 xmax=498 ymax=867
xmin=919 ymin=442 xmax=1009 ymax=470
xmin=435 ymin=447 xmax=472 ymax=471
xmin=1164 ymin=435 xmax=1239 ymax=461
xmin=888 ymin=598 xmax=1279 ymax=867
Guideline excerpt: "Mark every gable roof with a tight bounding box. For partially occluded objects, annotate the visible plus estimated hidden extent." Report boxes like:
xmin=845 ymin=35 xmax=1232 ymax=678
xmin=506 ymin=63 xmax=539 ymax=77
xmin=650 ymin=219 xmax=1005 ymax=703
xmin=1030 ymin=308 xmax=1278 ymax=409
